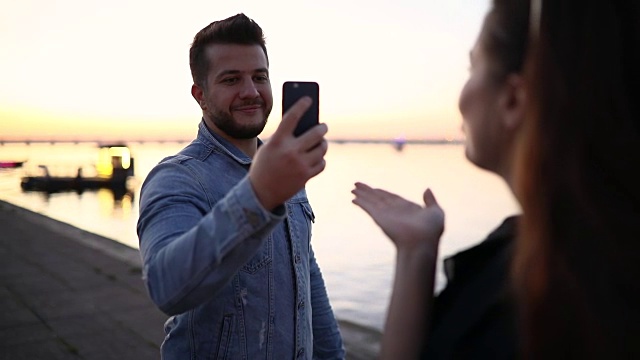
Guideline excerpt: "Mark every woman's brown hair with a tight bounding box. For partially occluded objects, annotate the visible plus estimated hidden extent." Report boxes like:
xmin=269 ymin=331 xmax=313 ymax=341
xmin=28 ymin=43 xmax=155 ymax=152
xmin=514 ymin=0 xmax=640 ymax=358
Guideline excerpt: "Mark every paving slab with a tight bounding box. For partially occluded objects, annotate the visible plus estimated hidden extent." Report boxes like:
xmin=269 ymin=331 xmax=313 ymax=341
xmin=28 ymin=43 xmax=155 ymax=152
xmin=0 ymin=200 xmax=380 ymax=359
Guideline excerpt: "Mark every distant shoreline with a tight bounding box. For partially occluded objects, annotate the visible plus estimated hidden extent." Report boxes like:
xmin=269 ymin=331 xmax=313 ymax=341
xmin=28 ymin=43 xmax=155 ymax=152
xmin=329 ymin=138 xmax=462 ymax=145
xmin=0 ymin=138 xmax=463 ymax=145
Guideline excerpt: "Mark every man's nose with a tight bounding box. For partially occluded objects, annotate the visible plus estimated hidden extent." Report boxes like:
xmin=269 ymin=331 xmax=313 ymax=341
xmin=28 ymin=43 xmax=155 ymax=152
xmin=239 ymin=80 xmax=259 ymax=98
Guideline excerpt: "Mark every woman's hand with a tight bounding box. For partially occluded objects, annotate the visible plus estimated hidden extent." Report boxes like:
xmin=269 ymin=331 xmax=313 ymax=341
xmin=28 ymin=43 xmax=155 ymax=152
xmin=351 ymin=182 xmax=445 ymax=253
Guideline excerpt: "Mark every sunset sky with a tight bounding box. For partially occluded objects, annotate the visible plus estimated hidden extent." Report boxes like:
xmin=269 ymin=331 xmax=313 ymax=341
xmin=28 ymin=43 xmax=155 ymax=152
xmin=0 ymin=0 xmax=490 ymax=142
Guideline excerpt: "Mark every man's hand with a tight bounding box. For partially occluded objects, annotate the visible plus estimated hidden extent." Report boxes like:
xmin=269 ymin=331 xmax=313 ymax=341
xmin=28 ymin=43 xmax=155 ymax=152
xmin=249 ymin=97 xmax=328 ymax=211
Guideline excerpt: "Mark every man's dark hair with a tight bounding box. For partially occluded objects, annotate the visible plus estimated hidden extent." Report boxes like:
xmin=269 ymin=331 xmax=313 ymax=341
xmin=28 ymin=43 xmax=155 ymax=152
xmin=189 ymin=13 xmax=268 ymax=89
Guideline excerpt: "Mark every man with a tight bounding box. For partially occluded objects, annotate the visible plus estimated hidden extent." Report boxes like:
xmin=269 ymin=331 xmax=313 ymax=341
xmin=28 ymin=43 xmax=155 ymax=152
xmin=137 ymin=13 xmax=345 ymax=359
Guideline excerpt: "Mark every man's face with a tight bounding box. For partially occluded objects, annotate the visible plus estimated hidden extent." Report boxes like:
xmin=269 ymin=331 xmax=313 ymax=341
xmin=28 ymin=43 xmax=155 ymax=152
xmin=199 ymin=44 xmax=273 ymax=140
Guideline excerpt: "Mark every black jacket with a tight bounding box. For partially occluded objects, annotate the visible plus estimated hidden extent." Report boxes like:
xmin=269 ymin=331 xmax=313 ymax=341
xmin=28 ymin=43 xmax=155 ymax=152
xmin=422 ymin=216 xmax=519 ymax=360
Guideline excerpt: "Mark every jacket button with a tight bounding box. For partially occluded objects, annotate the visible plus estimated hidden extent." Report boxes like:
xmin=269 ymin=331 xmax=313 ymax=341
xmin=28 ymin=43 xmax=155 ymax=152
xmin=296 ymin=348 xmax=305 ymax=358
xmin=294 ymin=254 xmax=301 ymax=263
xmin=298 ymin=300 xmax=305 ymax=309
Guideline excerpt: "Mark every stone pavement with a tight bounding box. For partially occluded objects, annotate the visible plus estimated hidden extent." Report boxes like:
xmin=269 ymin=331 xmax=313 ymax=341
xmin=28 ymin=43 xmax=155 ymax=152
xmin=0 ymin=200 xmax=380 ymax=360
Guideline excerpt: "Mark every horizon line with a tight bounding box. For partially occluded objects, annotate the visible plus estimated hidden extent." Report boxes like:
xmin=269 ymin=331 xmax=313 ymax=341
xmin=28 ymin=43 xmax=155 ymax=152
xmin=0 ymin=138 xmax=464 ymax=145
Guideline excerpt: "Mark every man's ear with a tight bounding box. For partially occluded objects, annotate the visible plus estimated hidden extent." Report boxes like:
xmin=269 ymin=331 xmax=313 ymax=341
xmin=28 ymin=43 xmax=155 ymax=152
xmin=499 ymin=74 xmax=527 ymax=131
xmin=191 ymin=84 xmax=207 ymax=110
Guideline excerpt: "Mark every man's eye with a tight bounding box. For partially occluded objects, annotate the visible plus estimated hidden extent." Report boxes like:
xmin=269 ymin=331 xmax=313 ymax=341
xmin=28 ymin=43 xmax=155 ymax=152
xmin=255 ymin=75 xmax=269 ymax=82
xmin=222 ymin=78 xmax=238 ymax=84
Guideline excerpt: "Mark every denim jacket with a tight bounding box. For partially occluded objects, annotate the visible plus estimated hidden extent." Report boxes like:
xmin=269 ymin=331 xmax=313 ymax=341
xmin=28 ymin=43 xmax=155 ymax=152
xmin=137 ymin=121 xmax=345 ymax=359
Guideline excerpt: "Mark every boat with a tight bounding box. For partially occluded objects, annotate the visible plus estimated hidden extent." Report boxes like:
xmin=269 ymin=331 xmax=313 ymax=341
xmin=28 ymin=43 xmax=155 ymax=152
xmin=20 ymin=144 xmax=134 ymax=193
xmin=393 ymin=136 xmax=406 ymax=151
xmin=0 ymin=160 xmax=26 ymax=169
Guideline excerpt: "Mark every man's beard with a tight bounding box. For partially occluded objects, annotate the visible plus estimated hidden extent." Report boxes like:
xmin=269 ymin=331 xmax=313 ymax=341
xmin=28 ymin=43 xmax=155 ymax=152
xmin=206 ymin=104 xmax=271 ymax=139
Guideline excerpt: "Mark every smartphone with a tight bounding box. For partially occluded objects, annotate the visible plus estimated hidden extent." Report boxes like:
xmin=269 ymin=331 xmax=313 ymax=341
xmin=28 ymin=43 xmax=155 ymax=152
xmin=282 ymin=81 xmax=319 ymax=137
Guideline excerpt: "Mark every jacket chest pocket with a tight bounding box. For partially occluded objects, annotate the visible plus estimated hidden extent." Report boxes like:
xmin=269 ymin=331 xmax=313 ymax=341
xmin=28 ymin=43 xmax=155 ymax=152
xmin=287 ymin=201 xmax=315 ymax=253
xmin=240 ymin=235 xmax=272 ymax=274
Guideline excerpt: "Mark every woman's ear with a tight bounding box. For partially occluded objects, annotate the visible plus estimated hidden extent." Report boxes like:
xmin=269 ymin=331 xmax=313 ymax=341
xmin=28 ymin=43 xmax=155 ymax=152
xmin=499 ymin=74 xmax=527 ymax=131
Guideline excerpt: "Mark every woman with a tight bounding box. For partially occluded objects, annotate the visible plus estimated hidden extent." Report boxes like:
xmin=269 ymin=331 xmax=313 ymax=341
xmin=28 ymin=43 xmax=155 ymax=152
xmin=352 ymin=0 xmax=640 ymax=358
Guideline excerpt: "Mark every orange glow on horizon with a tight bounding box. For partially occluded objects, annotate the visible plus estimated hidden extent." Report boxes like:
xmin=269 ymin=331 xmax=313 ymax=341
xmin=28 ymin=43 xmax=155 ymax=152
xmin=1 ymin=103 xmax=464 ymax=143
xmin=0 ymin=105 xmax=197 ymax=142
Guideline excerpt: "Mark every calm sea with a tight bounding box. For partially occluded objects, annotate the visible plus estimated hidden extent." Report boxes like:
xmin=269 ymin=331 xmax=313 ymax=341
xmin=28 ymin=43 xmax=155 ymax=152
xmin=0 ymin=141 xmax=520 ymax=331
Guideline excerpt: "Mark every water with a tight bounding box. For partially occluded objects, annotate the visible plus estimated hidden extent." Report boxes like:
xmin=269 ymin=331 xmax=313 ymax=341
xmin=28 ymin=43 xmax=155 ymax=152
xmin=0 ymin=141 xmax=520 ymax=331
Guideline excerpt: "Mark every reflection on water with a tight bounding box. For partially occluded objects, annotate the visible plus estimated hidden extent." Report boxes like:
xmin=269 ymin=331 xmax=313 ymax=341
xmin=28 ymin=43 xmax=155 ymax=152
xmin=0 ymin=142 xmax=146 ymax=249
xmin=21 ymin=187 xmax=135 ymax=204
xmin=0 ymin=141 xmax=520 ymax=331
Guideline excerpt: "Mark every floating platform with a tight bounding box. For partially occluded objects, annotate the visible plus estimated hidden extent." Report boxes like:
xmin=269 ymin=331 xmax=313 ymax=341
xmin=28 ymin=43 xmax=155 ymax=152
xmin=20 ymin=144 xmax=134 ymax=194
xmin=20 ymin=175 xmax=128 ymax=192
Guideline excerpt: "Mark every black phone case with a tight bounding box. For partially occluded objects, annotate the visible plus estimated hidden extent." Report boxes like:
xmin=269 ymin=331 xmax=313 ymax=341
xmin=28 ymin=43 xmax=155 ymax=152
xmin=282 ymin=81 xmax=319 ymax=137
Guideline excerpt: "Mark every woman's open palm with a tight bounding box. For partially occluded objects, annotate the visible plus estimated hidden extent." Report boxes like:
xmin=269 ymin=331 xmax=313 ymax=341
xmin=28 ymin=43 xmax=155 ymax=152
xmin=351 ymin=182 xmax=445 ymax=251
